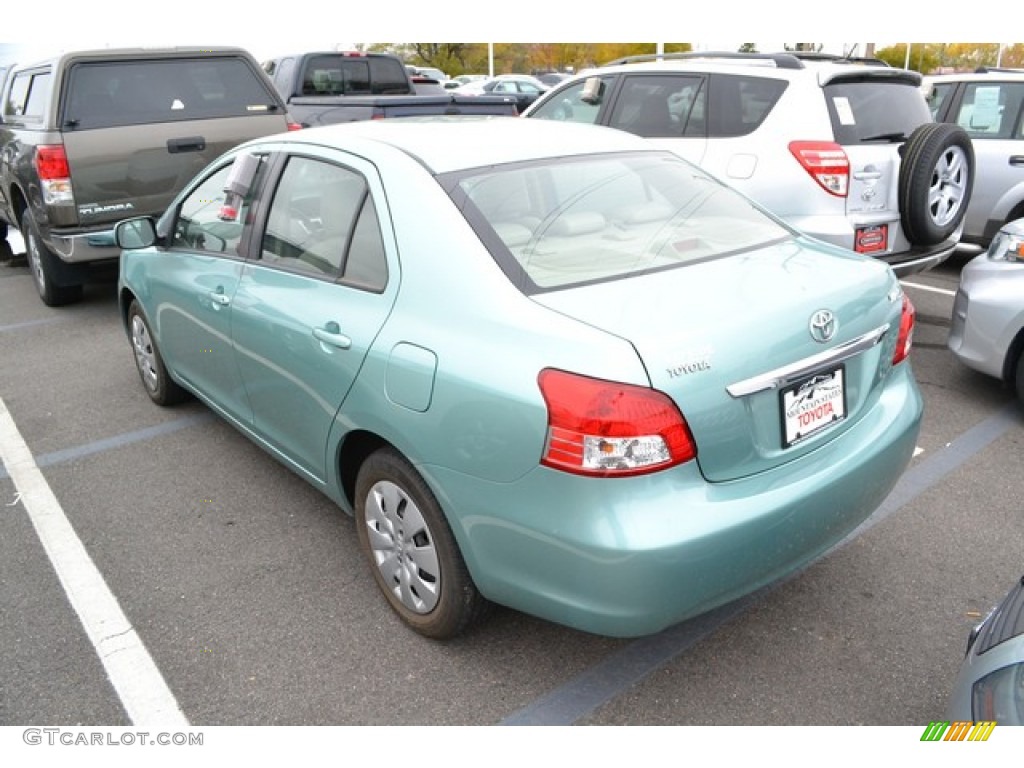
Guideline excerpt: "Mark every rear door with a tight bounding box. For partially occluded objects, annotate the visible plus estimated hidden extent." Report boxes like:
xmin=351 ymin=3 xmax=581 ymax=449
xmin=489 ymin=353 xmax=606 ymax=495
xmin=59 ymin=54 xmax=288 ymax=228
xmin=942 ymin=80 xmax=1024 ymax=240
xmin=230 ymin=149 xmax=397 ymax=483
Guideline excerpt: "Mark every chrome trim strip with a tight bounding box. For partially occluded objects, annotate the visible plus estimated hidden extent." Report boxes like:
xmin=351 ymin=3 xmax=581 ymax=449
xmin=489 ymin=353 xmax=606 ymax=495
xmin=727 ymin=324 xmax=890 ymax=398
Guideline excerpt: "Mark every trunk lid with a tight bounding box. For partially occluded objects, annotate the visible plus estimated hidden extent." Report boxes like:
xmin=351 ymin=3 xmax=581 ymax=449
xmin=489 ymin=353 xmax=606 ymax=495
xmin=531 ymin=238 xmax=903 ymax=482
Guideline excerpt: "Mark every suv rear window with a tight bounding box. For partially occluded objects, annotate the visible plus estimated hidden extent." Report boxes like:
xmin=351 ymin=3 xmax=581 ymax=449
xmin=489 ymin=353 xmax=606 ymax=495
xmin=823 ymin=80 xmax=932 ymax=144
xmin=62 ymin=57 xmax=280 ymax=130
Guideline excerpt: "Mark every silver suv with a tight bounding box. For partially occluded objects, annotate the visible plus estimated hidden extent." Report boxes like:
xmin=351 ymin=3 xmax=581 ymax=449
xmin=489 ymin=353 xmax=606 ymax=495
xmin=523 ymin=51 xmax=974 ymax=276
xmin=925 ymin=68 xmax=1024 ymax=249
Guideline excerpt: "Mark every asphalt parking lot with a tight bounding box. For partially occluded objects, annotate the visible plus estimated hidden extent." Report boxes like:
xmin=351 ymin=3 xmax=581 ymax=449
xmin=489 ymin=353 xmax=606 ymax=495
xmin=1 ymin=236 xmax=1022 ymax=728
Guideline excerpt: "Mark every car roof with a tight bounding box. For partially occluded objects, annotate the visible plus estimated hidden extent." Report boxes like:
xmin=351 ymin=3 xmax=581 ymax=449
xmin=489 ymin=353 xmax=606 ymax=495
xmin=256 ymin=116 xmax=654 ymax=174
xmin=561 ymin=53 xmax=922 ymax=88
xmin=14 ymin=46 xmax=254 ymax=70
xmin=926 ymin=69 xmax=1024 ymax=83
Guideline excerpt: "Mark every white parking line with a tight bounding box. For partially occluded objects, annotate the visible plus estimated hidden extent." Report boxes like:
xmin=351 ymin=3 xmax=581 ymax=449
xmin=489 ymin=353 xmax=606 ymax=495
xmin=0 ymin=396 xmax=188 ymax=728
xmin=901 ymin=280 xmax=957 ymax=297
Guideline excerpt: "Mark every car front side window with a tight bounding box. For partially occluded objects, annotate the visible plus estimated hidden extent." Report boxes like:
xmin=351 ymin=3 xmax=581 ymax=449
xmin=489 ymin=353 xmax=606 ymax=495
xmin=171 ymin=158 xmax=264 ymax=255
xmin=528 ymin=77 xmax=613 ymax=125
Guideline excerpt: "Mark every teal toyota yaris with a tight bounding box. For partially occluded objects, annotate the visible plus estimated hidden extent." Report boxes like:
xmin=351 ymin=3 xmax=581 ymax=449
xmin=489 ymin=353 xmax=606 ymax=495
xmin=116 ymin=117 xmax=923 ymax=639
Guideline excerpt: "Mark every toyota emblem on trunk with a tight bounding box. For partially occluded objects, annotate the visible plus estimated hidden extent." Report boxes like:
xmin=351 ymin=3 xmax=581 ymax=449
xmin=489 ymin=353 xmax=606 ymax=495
xmin=809 ymin=310 xmax=837 ymax=343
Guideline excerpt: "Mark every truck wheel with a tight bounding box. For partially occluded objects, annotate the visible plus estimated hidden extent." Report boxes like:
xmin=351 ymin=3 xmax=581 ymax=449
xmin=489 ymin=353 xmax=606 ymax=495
xmin=21 ymin=211 xmax=83 ymax=306
xmin=898 ymin=123 xmax=974 ymax=247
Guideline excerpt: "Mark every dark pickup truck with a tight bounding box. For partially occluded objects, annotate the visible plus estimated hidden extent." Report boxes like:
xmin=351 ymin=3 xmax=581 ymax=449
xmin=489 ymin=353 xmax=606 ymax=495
xmin=262 ymin=51 xmax=518 ymax=126
xmin=0 ymin=46 xmax=294 ymax=306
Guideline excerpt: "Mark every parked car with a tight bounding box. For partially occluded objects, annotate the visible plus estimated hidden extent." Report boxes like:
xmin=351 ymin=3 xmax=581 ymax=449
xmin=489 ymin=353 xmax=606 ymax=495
xmin=925 ymin=68 xmax=1024 ymax=249
xmin=0 ymin=46 xmax=295 ymax=306
xmin=523 ymin=51 xmax=975 ymax=276
xmin=948 ymin=218 xmax=1024 ymax=402
xmin=116 ymin=117 xmax=923 ymax=640
xmin=455 ymin=74 xmax=548 ymax=112
xmin=949 ymin=572 xmax=1024 ymax=724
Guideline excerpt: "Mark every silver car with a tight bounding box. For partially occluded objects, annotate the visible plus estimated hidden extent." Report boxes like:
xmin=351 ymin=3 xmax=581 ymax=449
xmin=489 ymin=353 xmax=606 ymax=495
xmin=926 ymin=69 xmax=1024 ymax=250
xmin=949 ymin=573 xmax=1024 ymax=724
xmin=524 ymin=51 xmax=975 ymax=276
xmin=948 ymin=219 xmax=1024 ymax=401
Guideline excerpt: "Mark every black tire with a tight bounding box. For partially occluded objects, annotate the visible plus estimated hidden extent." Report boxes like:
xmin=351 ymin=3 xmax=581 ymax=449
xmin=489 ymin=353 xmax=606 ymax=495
xmin=355 ymin=447 xmax=488 ymax=639
xmin=127 ymin=300 xmax=188 ymax=406
xmin=1016 ymin=351 xmax=1024 ymax=406
xmin=21 ymin=210 xmax=83 ymax=306
xmin=898 ymin=123 xmax=974 ymax=247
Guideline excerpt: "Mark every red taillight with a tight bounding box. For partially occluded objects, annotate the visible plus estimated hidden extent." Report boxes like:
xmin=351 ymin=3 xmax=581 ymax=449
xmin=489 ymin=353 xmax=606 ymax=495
xmin=286 ymin=121 xmax=303 ymax=131
xmin=36 ymin=145 xmax=70 ymax=180
xmin=537 ymin=368 xmax=696 ymax=477
xmin=788 ymin=141 xmax=849 ymax=197
xmin=893 ymin=294 xmax=915 ymax=365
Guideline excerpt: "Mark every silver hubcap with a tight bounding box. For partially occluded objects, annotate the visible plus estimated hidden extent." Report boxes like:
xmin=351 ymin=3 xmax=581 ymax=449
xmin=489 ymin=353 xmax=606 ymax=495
xmin=929 ymin=145 xmax=969 ymax=227
xmin=364 ymin=480 xmax=440 ymax=614
xmin=131 ymin=315 xmax=159 ymax=392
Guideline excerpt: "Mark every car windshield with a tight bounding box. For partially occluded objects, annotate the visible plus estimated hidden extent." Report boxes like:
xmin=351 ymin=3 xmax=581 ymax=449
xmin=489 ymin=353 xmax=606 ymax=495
xmin=442 ymin=151 xmax=792 ymax=293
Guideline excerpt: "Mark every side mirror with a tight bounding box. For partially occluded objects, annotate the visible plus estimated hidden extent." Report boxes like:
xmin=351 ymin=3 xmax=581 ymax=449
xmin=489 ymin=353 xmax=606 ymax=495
xmin=580 ymin=77 xmax=604 ymax=106
xmin=115 ymin=217 xmax=158 ymax=250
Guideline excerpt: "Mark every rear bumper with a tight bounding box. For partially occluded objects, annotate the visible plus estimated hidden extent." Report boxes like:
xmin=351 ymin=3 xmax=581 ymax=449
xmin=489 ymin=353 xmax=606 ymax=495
xmin=46 ymin=227 xmax=119 ymax=264
xmin=426 ymin=363 xmax=923 ymax=637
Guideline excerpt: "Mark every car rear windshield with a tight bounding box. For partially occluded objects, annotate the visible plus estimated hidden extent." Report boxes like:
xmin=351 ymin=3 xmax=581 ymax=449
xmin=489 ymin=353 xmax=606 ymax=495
xmin=823 ymin=79 xmax=932 ymax=144
xmin=61 ymin=57 xmax=281 ymax=130
xmin=443 ymin=151 xmax=792 ymax=294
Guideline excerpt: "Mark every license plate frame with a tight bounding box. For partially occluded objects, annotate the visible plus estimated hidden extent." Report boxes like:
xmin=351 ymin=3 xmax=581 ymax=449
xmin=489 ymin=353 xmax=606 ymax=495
xmin=855 ymin=224 xmax=888 ymax=254
xmin=780 ymin=366 xmax=847 ymax=448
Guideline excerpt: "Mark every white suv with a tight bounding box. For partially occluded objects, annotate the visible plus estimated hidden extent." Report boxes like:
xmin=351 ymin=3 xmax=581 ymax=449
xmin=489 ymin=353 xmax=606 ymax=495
xmin=925 ymin=68 xmax=1024 ymax=249
xmin=523 ymin=51 xmax=974 ymax=276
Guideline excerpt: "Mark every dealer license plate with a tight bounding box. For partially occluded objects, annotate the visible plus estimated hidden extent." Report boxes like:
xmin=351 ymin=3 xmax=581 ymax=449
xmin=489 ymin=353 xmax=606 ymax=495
xmin=781 ymin=367 xmax=846 ymax=447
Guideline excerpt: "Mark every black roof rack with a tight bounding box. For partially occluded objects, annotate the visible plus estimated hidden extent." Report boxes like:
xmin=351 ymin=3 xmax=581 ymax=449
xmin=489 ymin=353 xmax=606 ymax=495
xmin=781 ymin=51 xmax=891 ymax=67
xmin=602 ymin=51 xmax=805 ymax=70
xmin=974 ymin=66 xmax=1024 ymax=74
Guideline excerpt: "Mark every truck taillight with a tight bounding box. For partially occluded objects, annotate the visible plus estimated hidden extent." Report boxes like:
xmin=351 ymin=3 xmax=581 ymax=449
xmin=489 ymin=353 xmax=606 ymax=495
xmin=788 ymin=141 xmax=849 ymax=197
xmin=538 ymin=368 xmax=696 ymax=477
xmin=35 ymin=145 xmax=75 ymax=205
xmin=892 ymin=294 xmax=915 ymax=365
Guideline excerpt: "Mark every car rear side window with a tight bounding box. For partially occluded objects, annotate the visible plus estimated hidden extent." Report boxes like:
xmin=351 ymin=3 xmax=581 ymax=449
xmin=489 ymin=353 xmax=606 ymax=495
xmin=823 ymin=80 xmax=932 ymax=144
xmin=4 ymin=71 xmax=50 ymax=120
xmin=706 ymin=74 xmax=785 ymax=138
xmin=261 ymin=156 xmax=388 ymax=290
xmin=62 ymin=57 xmax=280 ymax=130
xmin=608 ymin=74 xmax=707 ymax=138
xmin=954 ymin=82 xmax=1024 ymax=140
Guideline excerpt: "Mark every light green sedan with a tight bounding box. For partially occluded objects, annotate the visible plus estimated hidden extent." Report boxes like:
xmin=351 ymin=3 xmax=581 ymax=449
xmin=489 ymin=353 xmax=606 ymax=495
xmin=116 ymin=117 xmax=923 ymax=639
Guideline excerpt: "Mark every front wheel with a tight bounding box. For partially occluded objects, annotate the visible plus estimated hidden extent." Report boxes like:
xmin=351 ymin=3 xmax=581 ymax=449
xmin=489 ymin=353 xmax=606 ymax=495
xmin=128 ymin=300 xmax=188 ymax=406
xmin=21 ymin=211 xmax=83 ymax=306
xmin=355 ymin=448 xmax=488 ymax=639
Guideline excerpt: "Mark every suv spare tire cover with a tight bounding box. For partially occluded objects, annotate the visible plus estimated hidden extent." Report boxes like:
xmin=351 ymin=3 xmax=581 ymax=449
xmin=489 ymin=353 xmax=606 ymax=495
xmin=898 ymin=123 xmax=974 ymax=246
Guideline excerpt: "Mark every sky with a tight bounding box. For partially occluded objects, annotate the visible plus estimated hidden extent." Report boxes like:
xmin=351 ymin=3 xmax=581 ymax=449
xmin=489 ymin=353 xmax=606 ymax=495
xmin=0 ymin=0 xmax=1012 ymax=66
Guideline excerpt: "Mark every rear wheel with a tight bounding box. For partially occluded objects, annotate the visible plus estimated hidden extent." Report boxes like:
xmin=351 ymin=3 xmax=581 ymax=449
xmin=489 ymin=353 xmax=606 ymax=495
xmin=21 ymin=211 xmax=83 ymax=306
xmin=355 ymin=447 xmax=488 ymax=639
xmin=898 ymin=123 xmax=974 ymax=246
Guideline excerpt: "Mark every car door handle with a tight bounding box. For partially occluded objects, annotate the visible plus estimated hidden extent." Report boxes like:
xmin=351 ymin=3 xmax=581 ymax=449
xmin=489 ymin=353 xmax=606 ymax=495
xmin=209 ymin=290 xmax=230 ymax=307
xmin=167 ymin=136 xmax=206 ymax=154
xmin=852 ymin=170 xmax=882 ymax=181
xmin=1010 ymin=156 xmax=1024 ymax=167
xmin=313 ymin=321 xmax=352 ymax=350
